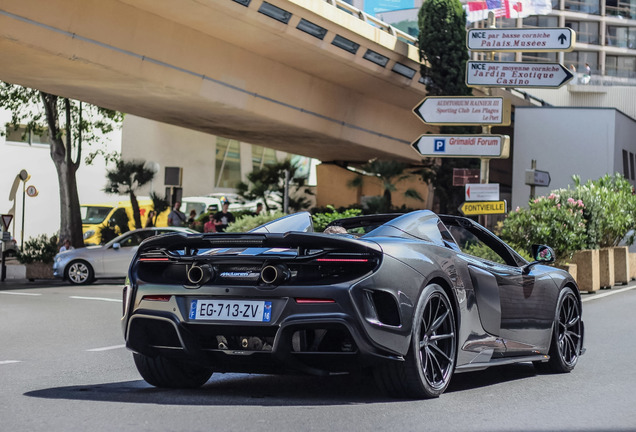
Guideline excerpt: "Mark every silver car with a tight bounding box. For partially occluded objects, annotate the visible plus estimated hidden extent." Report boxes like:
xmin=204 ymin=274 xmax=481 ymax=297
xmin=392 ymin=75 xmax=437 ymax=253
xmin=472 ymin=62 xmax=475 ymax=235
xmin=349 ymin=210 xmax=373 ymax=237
xmin=54 ymin=227 xmax=197 ymax=285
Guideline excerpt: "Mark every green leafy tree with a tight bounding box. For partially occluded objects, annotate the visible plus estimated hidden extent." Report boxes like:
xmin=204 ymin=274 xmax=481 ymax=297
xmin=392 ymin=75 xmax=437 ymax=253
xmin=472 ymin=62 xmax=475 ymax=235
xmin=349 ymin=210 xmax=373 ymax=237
xmin=312 ymin=205 xmax=363 ymax=232
xmin=236 ymin=159 xmax=314 ymax=212
xmin=103 ymin=159 xmax=155 ymax=229
xmin=150 ymin=191 xmax=170 ymax=225
xmin=0 ymin=82 xmax=123 ymax=248
xmin=418 ymin=0 xmax=471 ymax=97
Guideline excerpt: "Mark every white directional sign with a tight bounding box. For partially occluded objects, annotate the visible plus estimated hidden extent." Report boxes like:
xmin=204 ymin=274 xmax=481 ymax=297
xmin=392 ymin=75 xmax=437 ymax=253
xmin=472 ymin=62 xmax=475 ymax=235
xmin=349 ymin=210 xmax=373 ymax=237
xmin=413 ymin=97 xmax=511 ymax=126
xmin=466 ymin=61 xmax=573 ymax=88
xmin=465 ymin=183 xmax=500 ymax=201
xmin=411 ymin=135 xmax=510 ymax=158
xmin=525 ymin=169 xmax=551 ymax=186
xmin=467 ymin=28 xmax=576 ymax=52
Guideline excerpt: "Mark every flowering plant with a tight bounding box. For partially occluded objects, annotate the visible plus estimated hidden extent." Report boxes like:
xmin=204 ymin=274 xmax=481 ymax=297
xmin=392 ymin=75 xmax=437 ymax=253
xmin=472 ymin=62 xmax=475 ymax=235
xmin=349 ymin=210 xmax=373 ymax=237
xmin=501 ymin=193 xmax=587 ymax=264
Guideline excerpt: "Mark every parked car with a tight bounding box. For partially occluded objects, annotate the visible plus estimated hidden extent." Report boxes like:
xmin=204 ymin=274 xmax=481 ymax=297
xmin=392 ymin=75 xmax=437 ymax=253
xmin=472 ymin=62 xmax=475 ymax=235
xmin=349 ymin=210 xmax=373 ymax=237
xmin=122 ymin=211 xmax=584 ymax=398
xmin=54 ymin=227 xmax=196 ymax=285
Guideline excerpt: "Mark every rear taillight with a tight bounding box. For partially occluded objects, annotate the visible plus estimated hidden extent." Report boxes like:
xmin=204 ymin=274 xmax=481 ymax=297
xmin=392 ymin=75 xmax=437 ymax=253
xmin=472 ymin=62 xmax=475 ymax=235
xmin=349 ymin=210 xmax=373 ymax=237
xmin=142 ymin=295 xmax=172 ymax=302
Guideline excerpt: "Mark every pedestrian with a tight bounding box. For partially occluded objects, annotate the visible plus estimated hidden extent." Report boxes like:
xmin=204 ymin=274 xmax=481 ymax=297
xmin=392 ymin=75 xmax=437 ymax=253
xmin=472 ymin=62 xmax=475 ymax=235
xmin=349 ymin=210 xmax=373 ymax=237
xmin=145 ymin=210 xmax=156 ymax=228
xmin=213 ymin=201 xmax=235 ymax=232
xmin=187 ymin=209 xmax=197 ymax=229
xmin=204 ymin=213 xmax=217 ymax=233
xmin=253 ymin=202 xmax=263 ymax=216
xmin=167 ymin=201 xmax=186 ymax=226
xmin=582 ymin=63 xmax=591 ymax=84
xmin=59 ymin=238 xmax=74 ymax=252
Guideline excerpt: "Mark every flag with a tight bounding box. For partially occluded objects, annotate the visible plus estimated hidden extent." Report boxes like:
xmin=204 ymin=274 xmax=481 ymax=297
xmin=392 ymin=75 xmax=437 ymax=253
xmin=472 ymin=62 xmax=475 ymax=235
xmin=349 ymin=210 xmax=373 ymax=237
xmin=464 ymin=0 xmax=552 ymax=23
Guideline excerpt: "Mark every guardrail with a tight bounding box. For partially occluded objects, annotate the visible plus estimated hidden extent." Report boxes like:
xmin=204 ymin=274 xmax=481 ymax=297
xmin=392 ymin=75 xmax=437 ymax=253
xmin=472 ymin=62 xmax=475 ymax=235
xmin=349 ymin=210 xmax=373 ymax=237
xmin=324 ymin=0 xmax=419 ymax=46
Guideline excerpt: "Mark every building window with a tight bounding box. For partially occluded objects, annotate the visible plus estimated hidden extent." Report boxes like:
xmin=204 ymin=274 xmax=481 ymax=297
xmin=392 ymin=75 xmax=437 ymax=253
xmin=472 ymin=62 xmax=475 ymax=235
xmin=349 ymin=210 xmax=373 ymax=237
xmin=521 ymin=52 xmax=557 ymax=62
xmin=565 ymin=21 xmax=600 ymax=45
xmin=4 ymin=125 xmax=50 ymax=145
xmin=251 ymin=145 xmax=278 ymax=171
xmin=606 ymin=25 xmax=636 ymax=48
xmin=215 ymin=137 xmax=242 ymax=189
xmin=564 ymin=51 xmax=599 ymax=75
xmin=631 ymin=152 xmax=636 ymax=180
xmin=623 ymin=150 xmax=630 ymax=178
xmin=606 ymin=0 xmax=636 ymax=19
xmin=523 ymin=16 xmax=559 ymax=27
xmin=564 ymin=0 xmax=600 ymax=14
xmin=606 ymin=55 xmax=636 ymax=77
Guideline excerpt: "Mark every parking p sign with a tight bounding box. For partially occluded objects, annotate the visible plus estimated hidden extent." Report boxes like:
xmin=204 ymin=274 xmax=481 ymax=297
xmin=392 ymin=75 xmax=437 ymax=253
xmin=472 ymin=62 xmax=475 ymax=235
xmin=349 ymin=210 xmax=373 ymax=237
xmin=434 ymin=139 xmax=445 ymax=152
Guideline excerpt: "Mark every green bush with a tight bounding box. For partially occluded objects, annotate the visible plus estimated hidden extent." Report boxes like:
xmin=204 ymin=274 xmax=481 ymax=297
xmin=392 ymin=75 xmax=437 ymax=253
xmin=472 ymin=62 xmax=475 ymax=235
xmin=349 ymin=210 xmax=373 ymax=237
xmin=17 ymin=234 xmax=59 ymax=264
xmin=501 ymin=193 xmax=587 ymax=264
xmin=225 ymin=212 xmax=285 ymax=233
xmin=312 ymin=205 xmax=362 ymax=232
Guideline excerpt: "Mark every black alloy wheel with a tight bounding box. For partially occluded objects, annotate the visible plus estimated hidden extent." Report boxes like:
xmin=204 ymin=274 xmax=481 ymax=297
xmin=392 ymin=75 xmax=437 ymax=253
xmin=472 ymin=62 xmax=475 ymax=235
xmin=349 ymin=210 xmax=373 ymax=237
xmin=375 ymin=284 xmax=457 ymax=398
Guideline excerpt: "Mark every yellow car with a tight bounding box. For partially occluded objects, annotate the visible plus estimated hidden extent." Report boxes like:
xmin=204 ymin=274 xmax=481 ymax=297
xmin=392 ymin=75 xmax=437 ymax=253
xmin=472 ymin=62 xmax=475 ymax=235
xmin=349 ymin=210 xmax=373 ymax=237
xmin=81 ymin=199 xmax=169 ymax=245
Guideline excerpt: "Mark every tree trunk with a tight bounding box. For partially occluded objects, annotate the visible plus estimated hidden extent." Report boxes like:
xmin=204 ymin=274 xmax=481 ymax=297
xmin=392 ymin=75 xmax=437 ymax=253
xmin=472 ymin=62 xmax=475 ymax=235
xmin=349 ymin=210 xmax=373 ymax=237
xmin=41 ymin=93 xmax=84 ymax=249
xmin=130 ymin=191 xmax=142 ymax=229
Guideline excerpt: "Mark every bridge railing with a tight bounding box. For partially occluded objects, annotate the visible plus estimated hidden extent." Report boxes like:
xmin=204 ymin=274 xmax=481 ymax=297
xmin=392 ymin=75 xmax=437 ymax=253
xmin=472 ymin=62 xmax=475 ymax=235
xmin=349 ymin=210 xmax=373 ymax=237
xmin=324 ymin=0 xmax=419 ymax=46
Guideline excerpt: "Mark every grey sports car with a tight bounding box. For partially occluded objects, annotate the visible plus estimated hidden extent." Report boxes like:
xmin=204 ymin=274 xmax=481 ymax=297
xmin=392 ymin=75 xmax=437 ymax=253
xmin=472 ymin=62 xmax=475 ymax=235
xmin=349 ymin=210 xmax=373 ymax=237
xmin=53 ymin=227 xmax=196 ymax=285
xmin=122 ymin=211 xmax=584 ymax=398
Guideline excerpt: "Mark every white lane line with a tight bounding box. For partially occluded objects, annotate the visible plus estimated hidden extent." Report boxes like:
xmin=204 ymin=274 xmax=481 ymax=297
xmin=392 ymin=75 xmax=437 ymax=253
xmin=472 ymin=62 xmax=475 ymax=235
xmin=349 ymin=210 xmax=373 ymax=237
xmin=0 ymin=291 xmax=42 ymax=296
xmin=69 ymin=296 xmax=122 ymax=303
xmin=582 ymin=284 xmax=636 ymax=302
xmin=0 ymin=360 xmax=22 ymax=365
xmin=86 ymin=344 xmax=126 ymax=352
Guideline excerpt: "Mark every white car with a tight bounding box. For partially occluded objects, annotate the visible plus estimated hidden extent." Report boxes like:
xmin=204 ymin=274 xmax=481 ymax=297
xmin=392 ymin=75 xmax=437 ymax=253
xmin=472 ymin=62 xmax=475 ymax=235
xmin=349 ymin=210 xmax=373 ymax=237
xmin=53 ymin=227 xmax=196 ymax=285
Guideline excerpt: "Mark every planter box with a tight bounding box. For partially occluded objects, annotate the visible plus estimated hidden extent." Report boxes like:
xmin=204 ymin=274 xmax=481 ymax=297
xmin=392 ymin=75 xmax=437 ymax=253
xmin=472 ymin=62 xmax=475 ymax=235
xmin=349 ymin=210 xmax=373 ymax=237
xmin=25 ymin=262 xmax=54 ymax=281
xmin=613 ymin=246 xmax=630 ymax=285
xmin=599 ymin=248 xmax=615 ymax=288
xmin=630 ymin=253 xmax=636 ymax=280
xmin=557 ymin=263 xmax=577 ymax=282
xmin=571 ymin=249 xmax=600 ymax=293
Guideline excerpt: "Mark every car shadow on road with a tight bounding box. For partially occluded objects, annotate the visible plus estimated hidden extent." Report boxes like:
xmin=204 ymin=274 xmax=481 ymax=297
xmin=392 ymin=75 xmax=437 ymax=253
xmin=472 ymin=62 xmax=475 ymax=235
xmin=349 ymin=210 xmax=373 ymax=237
xmin=24 ymin=363 xmax=539 ymax=406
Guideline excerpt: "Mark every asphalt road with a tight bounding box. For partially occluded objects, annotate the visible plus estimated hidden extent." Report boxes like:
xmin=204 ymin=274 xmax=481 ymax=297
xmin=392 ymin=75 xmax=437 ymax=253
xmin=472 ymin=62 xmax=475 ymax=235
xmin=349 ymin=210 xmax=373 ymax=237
xmin=1 ymin=281 xmax=635 ymax=432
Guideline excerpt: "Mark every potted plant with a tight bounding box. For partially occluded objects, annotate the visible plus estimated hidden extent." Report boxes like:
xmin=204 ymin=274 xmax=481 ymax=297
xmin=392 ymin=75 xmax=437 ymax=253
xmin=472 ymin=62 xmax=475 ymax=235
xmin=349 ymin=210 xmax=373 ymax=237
xmin=17 ymin=234 xmax=58 ymax=281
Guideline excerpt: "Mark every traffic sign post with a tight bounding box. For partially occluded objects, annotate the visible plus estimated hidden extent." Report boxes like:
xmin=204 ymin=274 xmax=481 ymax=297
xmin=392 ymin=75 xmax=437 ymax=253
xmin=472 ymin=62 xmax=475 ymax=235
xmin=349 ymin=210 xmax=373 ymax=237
xmin=411 ymin=134 xmax=510 ymax=159
xmin=525 ymin=169 xmax=551 ymax=187
xmin=465 ymin=183 xmax=500 ymax=201
xmin=1 ymin=214 xmax=13 ymax=282
xmin=466 ymin=61 xmax=574 ymax=88
xmin=459 ymin=200 xmax=507 ymax=216
xmin=467 ymin=28 xmax=576 ymax=52
xmin=413 ymin=96 xmax=511 ymax=126
xmin=1 ymin=214 xmax=12 ymax=231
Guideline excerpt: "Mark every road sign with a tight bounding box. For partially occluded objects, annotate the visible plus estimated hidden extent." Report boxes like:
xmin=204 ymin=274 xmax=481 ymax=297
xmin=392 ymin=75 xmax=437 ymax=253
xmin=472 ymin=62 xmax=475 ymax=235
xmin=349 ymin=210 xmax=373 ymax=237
xmin=1 ymin=231 xmax=9 ymax=241
xmin=465 ymin=183 xmax=500 ymax=201
xmin=466 ymin=61 xmax=573 ymax=88
xmin=525 ymin=169 xmax=551 ymax=186
xmin=467 ymin=28 xmax=576 ymax=52
xmin=1 ymin=214 xmax=13 ymax=231
xmin=413 ymin=96 xmax=511 ymax=126
xmin=459 ymin=200 xmax=507 ymax=216
xmin=411 ymin=134 xmax=510 ymax=158
xmin=26 ymin=185 xmax=38 ymax=197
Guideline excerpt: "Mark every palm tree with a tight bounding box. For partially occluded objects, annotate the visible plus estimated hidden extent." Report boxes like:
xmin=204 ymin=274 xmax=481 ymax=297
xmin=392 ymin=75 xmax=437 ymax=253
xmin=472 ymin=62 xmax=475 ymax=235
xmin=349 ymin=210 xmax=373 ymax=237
xmin=104 ymin=159 xmax=155 ymax=229
xmin=349 ymin=160 xmax=433 ymax=212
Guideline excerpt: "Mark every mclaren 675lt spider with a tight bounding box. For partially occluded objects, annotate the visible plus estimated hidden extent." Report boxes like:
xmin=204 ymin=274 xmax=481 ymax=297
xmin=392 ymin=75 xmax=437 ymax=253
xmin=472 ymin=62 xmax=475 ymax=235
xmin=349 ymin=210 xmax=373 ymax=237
xmin=122 ymin=210 xmax=584 ymax=398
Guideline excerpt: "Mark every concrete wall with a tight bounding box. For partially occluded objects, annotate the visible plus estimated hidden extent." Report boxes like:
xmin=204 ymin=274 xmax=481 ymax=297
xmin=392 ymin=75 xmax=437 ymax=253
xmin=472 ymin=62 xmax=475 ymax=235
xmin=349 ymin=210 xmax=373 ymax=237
xmin=512 ymin=107 xmax=636 ymax=210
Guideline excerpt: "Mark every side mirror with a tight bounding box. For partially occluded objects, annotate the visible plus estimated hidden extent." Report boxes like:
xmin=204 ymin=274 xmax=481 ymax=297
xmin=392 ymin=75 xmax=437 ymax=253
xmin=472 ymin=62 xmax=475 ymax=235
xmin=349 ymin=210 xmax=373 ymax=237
xmin=112 ymin=243 xmax=121 ymax=250
xmin=532 ymin=245 xmax=555 ymax=263
xmin=523 ymin=245 xmax=555 ymax=274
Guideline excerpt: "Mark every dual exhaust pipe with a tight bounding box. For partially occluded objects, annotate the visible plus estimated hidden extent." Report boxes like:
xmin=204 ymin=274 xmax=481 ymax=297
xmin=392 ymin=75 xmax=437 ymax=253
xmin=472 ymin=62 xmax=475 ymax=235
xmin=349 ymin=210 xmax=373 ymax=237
xmin=186 ymin=263 xmax=290 ymax=286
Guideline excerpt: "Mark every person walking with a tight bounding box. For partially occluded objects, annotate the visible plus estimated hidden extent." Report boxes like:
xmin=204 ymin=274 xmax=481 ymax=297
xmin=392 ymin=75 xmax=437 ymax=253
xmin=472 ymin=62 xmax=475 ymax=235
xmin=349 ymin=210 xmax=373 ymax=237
xmin=213 ymin=201 xmax=235 ymax=232
xmin=167 ymin=202 xmax=186 ymax=226
xmin=145 ymin=210 xmax=156 ymax=228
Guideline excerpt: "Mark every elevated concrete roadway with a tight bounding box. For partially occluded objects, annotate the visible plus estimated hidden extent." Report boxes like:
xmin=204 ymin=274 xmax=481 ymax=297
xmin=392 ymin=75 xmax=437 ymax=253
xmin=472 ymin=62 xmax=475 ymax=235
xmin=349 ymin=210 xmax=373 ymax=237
xmin=0 ymin=0 xmax=440 ymax=163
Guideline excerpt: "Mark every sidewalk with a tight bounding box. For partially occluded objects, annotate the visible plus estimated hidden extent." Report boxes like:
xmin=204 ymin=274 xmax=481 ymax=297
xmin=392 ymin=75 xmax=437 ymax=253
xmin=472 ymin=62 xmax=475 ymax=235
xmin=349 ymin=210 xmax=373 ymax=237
xmin=0 ymin=259 xmax=64 ymax=289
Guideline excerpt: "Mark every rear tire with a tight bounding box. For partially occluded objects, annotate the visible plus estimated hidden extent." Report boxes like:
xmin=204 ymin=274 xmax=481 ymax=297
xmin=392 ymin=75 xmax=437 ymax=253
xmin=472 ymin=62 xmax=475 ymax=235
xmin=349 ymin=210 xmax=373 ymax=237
xmin=375 ymin=284 xmax=456 ymax=398
xmin=133 ymin=353 xmax=213 ymax=388
xmin=535 ymin=287 xmax=582 ymax=373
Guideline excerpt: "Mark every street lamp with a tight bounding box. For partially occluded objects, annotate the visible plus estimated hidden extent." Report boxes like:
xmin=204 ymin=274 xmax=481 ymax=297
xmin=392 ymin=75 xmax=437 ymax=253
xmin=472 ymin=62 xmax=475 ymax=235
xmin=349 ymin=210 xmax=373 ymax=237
xmin=19 ymin=169 xmax=30 ymax=249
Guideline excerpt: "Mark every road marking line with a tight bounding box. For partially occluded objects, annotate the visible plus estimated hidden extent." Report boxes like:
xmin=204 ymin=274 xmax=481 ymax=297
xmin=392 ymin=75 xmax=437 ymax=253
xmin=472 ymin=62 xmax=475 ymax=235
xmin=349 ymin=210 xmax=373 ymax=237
xmin=582 ymin=284 xmax=636 ymax=302
xmin=86 ymin=344 xmax=126 ymax=352
xmin=0 ymin=360 xmax=22 ymax=365
xmin=69 ymin=296 xmax=122 ymax=303
xmin=0 ymin=291 xmax=42 ymax=296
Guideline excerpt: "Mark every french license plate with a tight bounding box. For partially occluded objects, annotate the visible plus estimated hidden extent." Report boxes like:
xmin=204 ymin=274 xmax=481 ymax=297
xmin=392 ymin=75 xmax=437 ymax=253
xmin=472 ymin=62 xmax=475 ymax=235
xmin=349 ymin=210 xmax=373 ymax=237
xmin=189 ymin=299 xmax=272 ymax=322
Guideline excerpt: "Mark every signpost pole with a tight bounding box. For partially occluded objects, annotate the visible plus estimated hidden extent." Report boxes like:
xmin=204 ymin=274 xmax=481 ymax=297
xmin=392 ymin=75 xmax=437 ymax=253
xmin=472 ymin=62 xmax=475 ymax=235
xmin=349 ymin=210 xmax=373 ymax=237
xmin=529 ymin=159 xmax=537 ymax=200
